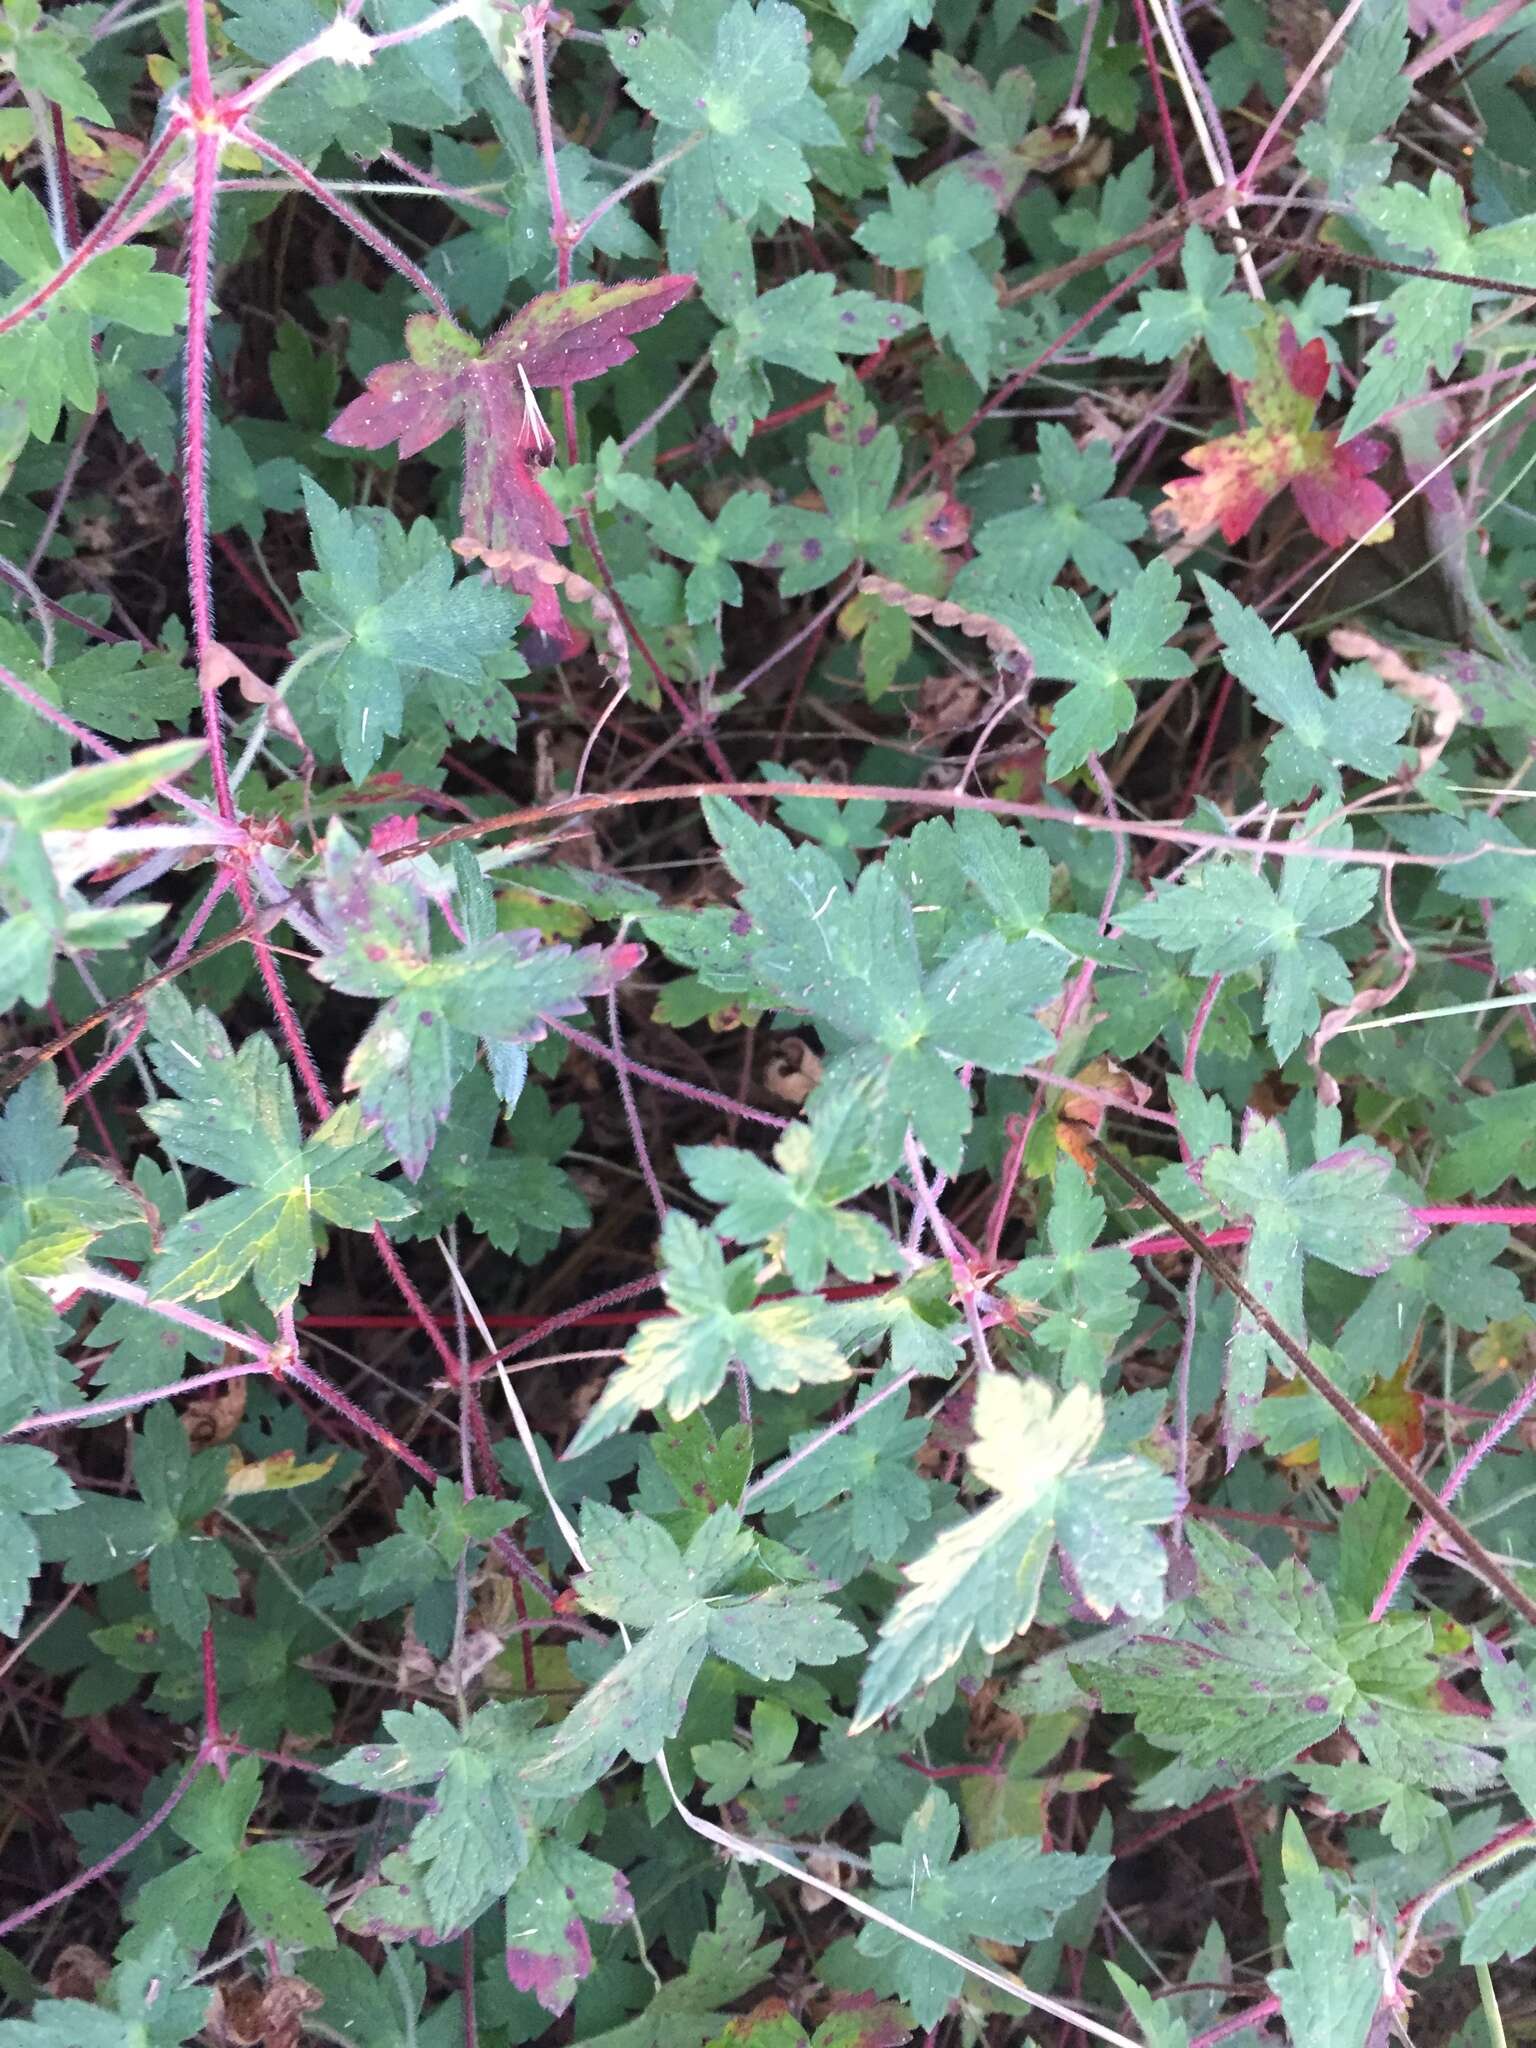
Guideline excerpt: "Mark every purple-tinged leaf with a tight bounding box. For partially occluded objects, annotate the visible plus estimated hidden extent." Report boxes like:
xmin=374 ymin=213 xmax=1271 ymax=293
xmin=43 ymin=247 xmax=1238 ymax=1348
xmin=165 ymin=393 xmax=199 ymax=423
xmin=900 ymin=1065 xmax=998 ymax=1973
xmin=327 ymin=279 xmax=693 ymax=648
xmin=503 ymin=1843 xmax=633 ymax=2015
xmin=311 ymin=820 xmax=643 ymax=1176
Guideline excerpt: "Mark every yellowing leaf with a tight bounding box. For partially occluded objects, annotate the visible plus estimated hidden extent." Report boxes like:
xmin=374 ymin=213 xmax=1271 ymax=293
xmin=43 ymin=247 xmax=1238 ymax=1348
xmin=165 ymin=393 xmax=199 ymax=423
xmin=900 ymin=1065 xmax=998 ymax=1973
xmin=224 ymin=1449 xmax=339 ymax=1496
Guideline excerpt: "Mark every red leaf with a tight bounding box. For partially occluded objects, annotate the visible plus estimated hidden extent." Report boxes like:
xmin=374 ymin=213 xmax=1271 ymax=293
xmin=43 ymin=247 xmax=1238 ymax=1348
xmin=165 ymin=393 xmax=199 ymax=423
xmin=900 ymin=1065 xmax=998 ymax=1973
xmin=327 ymin=276 xmax=694 ymax=646
xmin=1161 ymin=314 xmax=1395 ymax=549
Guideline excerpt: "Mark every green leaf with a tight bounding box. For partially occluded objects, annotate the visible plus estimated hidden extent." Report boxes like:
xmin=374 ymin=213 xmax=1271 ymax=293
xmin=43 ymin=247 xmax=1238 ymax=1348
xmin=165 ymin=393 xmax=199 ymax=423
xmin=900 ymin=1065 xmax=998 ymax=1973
xmin=388 ymin=1066 xmax=589 ymax=1261
xmin=1003 ymin=1161 xmax=1141 ymax=1387
xmin=533 ymin=1505 xmax=861 ymax=1791
xmin=679 ymin=1098 xmax=899 ymax=1289
xmin=293 ymin=478 xmax=526 ymax=781
xmin=856 ymin=1790 xmax=1109 ymax=2028
xmin=0 ymin=1068 xmax=141 ymax=1415
xmin=700 ymin=796 xmax=1070 ymax=1173
xmin=0 ymin=1931 xmax=206 ymax=2047
xmin=752 ymin=1385 xmax=935 ymax=1580
xmin=1268 ymin=1813 xmax=1383 ymax=2047
xmin=1432 ymin=1083 xmax=1536 ymax=1197
xmin=1019 ymin=559 xmax=1192 ymax=776
xmin=852 ymin=1376 xmax=1176 ymax=1730
xmin=1201 ymin=577 xmax=1411 ymax=803
xmin=1462 ymin=1848 xmax=1536 ymax=1965
xmin=330 ymin=1702 xmax=546 ymax=1937
xmin=1119 ymin=818 xmax=1379 ymax=1064
xmin=612 ymin=469 xmax=775 ymax=623
xmin=128 ymin=1756 xmax=334 ymax=1957
xmin=503 ymin=1839 xmax=632 ymax=2015
xmin=1198 ymin=1117 xmax=1427 ymax=1456
xmin=611 ymin=0 xmax=839 ymax=253
xmin=0 ymin=742 xmax=202 ymax=1012
xmin=1348 ymin=172 xmax=1536 ymax=432
xmin=700 ymin=221 xmax=919 ymax=452
xmin=142 ymin=988 xmax=413 ymax=1310
xmin=310 ymin=821 xmax=639 ymax=1175
xmin=0 ymin=182 xmax=186 ymax=443
xmin=693 ymin=1696 xmax=799 ymax=1804
xmin=578 ymin=1868 xmax=781 ymax=2048
xmin=0 ymin=0 xmax=110 ymax=123
xmin=950 ymin=423 xmax=1146 ymax=603
xmin=840 ymin=0 xmax=935 ymax=80
xmin=43 ymin=1403 xmax=239 ymax=1645
xmin=1096 ymin=227 xmax=1264 ymax=377
xmin=854 ymin=170 xmax=1002 ymax=385
xmin=1294 ymin=0 xmax=1410 ymax=199
xmin=1076 ymin=1522 xmax=1496 ymax=1792
xmin=763 ymin=383 xmax=962 ymax=599
xmin=0 ymin=1442 xmax=76 ymax=1636
xmin=567 ymin=1213 xmax=850 ymax=1453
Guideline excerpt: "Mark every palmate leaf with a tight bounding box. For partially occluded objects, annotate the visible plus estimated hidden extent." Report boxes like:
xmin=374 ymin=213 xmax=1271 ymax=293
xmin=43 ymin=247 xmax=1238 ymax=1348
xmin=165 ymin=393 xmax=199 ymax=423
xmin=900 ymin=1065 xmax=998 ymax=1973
xmin=705 ymin=1995 xmax=913 ymax=2047
xmin=678 ymin=1089 xmax=900 ymax=1289
xmin=41 ymin=1402 xmax=238 ymax=1646
xmin=1002 ymin=1161 xmax=1140 ymax=1388
xmin=141 ymin=988 xmax=413 ymax=1309
xmin=853 ymin=169 xmax=1003 ymax=385
xmin=0 ymin=180 xmax=186 ymax=445
xmin=1015 ymin=558 xmax=1192 ymax=777
xmin=0 ymin=1068 xmax=140 ymax=1418
xmin=1163 ymin=315 xmax=1394 ymax=550
xmin=579 ymin=1869 xmax=781 ymax=2048
xmin=1194 ymin=1116 xmax=1427 ymax=1459
xmin=0 ymin=739 xmax=203 ymax=1013
xmin=292 ymin=479 xmax=526 ymax=781
xmin=1347 ymin=170 xmax=1536 ymax=433
xmin=1267 ymin=1815 xmax=1384 ymax=2048
xmin=1096 ymin=225 xmax=1263 ymax=377
xmin=948 ymin=422 xmax=1146 ymax=604
xmin=1118 ymin=813 xmax=1379 ymax=1064
xmin=529 ymin=1504 xmax=862 ymax=1794
xmin=856 ymin=1791 xmax=1108 ymax=2027
xmin=851 ymin=1376 xmax=1176 ymax=1731
xmin=700 ymin=222 xmax=920 ymax=451
xmin=752 ymin=1386 xmax=936 ymax=1582
xmin=761 ymin=384 xmax=968 ymax=600
xmin=310 ymin=821 xmax=642 ymax=1176
xmin=1201 ymin=578 xmax=1411 ymax=805
xmin=328 ymin=1702 xmax=553 ymax=1941
xmin=608 ymin=0 xmax=840 ymax=269
xmin=327 ymin=276 xmax=692 ymax=655
xmin=701 ymin=796 xmax=1069 ymax=1174
xmin=1074 ymin=1522 xmax=1497 ymax=1793
xmin=127 ymin=1756 xmax=334 ymax=1958
xmin=566 ymin=1213 xmax=851 ymax=1454
xmin=0 ymin=1933 xmax=207 ymax=2048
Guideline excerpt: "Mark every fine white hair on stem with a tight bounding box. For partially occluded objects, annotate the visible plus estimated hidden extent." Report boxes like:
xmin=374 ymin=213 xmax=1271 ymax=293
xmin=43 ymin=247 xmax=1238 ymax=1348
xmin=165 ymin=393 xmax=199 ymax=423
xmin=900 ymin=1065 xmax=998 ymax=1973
xmin=434 ymin=1235 xmax=1143 ymax=2046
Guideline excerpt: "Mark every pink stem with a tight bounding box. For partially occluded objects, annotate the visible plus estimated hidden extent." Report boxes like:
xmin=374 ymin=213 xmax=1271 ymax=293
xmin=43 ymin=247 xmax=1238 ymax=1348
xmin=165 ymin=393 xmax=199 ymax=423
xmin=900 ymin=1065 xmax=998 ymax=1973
xmin=551 ymin=1017 xmax=787 ymax=1129
xmin=233 ymin=124 xmax=453 ymax=318
xmin=0 ymin=659 xmax=119 ymax=759
xmin=0 ymin=125 xmax=180 ymax=340
xmin=1190 ymin=1998 xmax=1281 ymax=2048
xmin=0 ymin=1758 xmax=203 ymax=1941
xmin=1130 ymin=0 xmax=1190 ymax=205
xmin=2 ymin=1361 xmax=270 ymax=1438
xmin=1371 ymin=1369 xmax=1536 ymax=1620
xmin=283 ymin=1357 xmax=439 ymax=1485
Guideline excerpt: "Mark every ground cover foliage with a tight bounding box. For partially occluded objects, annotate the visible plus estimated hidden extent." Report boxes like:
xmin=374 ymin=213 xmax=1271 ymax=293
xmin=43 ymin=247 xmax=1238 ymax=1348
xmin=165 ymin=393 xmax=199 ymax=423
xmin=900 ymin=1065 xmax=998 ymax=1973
xmin=4 ymin=0 xmax=1536 ymax=2041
